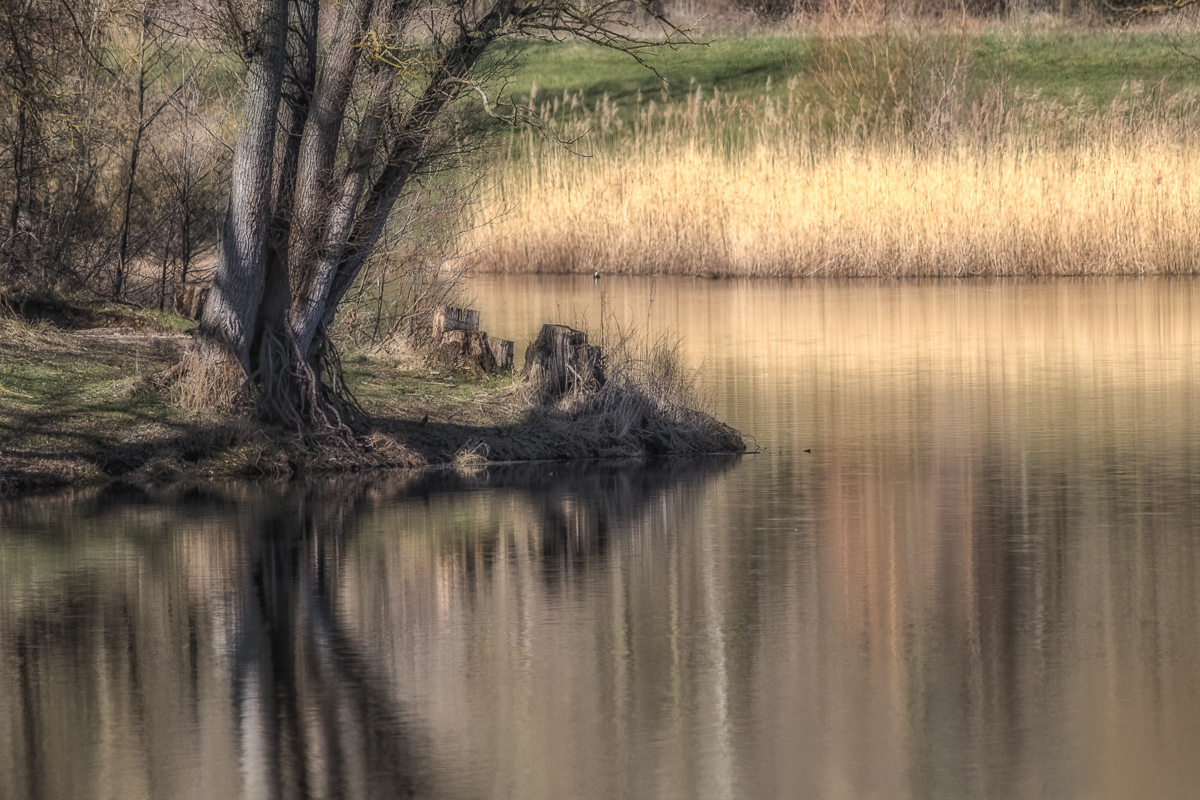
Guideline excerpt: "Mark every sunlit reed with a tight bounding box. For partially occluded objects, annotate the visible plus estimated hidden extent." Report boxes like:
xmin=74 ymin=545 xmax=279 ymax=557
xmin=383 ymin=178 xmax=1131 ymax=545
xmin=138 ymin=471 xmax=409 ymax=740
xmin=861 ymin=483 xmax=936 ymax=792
xmin=465 ymin=78 xmax=1200 ymax=277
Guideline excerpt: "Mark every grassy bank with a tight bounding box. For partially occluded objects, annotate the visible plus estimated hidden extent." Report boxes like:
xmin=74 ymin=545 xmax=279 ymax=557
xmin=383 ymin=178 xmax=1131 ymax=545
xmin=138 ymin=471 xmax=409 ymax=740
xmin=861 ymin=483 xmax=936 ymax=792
xmin=0 ymin=298 xmax=742 ymax=497
xmin=466 ymin=28 xmax=1200 ymax=277
xmin=496 ymin=29 xmax=1200 ymax=116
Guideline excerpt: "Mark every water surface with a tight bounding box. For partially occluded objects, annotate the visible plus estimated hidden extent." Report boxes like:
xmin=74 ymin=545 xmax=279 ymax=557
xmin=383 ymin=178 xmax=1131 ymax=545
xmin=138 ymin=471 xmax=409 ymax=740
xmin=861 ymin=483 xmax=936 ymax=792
xmin=3 ymin=277 xmax=1200 ymax=799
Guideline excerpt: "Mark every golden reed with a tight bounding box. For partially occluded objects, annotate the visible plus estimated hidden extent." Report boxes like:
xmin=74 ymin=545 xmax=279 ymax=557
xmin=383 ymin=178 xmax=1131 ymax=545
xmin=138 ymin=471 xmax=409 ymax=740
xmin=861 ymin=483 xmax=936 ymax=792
xmin=465 ymin=78 xmax=1200 ymax=278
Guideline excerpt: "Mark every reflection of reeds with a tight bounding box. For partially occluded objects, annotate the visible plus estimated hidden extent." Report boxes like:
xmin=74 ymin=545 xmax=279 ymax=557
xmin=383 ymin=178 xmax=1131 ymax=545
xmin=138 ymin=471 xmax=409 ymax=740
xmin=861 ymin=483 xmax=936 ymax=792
xmin=467 ymin=79 xmax=1200 ymax=277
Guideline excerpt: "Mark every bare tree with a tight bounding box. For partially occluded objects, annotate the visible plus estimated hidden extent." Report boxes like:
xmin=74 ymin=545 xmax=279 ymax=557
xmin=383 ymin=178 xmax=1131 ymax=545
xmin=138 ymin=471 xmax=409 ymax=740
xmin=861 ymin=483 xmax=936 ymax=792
xmin=1 ymin=0 xmax=216 ymax=297
xmin=111 ymin=1 xmax=187 ymax=299
xmin=0 ymin=0 xmax=103 ymax=282
xmin=143 ymin=43 xmax=233 ymax=310
xmin=187 ymin=0 xmax=681 ymax=439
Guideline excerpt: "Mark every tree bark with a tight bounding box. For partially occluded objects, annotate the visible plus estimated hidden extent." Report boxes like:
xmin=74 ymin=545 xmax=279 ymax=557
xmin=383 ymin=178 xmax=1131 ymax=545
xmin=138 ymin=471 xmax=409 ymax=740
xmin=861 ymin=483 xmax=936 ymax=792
xmin=199 ymin=0 xmax=289 ymax=370
xmin=288 ymin=0 xmax=374 ymax=274
xmin=289 ymin=67 xmax=394 ymax=357
xmin=185 ymin=0 xmax=671 ymax=434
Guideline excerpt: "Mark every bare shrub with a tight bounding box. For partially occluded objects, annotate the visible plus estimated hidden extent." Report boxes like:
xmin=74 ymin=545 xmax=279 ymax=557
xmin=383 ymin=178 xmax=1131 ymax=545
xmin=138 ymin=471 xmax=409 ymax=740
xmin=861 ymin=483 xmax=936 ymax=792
xmin=0 ymin=0 xmax=233 ymax=302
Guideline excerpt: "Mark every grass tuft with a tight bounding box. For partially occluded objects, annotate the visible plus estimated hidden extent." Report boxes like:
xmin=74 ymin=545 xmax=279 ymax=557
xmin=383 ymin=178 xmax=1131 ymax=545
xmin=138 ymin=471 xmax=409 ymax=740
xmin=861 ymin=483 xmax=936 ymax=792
xmin=452 ymin=439 xmax=491 ymax=472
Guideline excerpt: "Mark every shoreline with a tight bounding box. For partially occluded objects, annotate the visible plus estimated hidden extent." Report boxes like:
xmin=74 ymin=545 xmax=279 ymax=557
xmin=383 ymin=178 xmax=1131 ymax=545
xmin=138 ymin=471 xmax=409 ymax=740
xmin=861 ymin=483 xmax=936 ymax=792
xmin=0 ymin=301 xmax=745 ymax=500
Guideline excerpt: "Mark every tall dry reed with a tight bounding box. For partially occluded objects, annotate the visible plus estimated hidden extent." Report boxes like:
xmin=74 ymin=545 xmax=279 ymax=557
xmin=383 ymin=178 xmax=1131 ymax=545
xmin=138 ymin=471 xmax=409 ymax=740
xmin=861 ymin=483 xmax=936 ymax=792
xmin=466 ymin=74 xmax=1200 ymax=277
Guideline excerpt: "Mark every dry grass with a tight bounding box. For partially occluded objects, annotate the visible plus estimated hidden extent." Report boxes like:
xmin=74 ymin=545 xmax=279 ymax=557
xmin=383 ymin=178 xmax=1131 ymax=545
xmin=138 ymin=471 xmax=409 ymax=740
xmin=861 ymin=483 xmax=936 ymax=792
xmin=466 ymin=78 xmax=1200 ymax=278
xmin=171 ymin=345 xmax=248 ymax=416
xmin=452 ymin=439 xmax=491 ymax=472
xmin=519 ymin=320 xmax=746 ymax=456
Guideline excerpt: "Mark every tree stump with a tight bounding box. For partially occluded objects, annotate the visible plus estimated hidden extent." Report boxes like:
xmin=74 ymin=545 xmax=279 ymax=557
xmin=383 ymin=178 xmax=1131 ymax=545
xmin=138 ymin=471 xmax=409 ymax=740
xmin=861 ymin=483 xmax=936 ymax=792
xmin=432 ymin=306 xmax=480 ymax=337
xmin=429 ymin=305 xmax=512 ymax=373
xmin=436 ymin=329 xmax=497 ymax=373
xmin=174 ymin=283 xmax=209 ymax=320
xmin=489 ymin=338 xmax=514 ymax=371
xmin=522 ymin=324 xmax=605 ymax=402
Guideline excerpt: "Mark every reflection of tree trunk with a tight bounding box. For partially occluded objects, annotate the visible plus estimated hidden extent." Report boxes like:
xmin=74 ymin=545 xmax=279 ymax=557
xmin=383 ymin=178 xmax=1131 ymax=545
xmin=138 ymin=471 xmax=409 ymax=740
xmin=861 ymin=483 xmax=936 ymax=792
xmin=16 ymin=630 xmax=44 ymax=800
xmin=0 ymin=462 xmax=738 ymax=798
xmin=231 ymin=484 xmax=429 ymax=799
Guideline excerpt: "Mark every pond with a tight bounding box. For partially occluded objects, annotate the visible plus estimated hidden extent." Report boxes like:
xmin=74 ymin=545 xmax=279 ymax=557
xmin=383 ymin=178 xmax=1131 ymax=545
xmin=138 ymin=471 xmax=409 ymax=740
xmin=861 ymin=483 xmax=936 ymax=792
xmin=3 ymin=276 xmax=1200 ymax=800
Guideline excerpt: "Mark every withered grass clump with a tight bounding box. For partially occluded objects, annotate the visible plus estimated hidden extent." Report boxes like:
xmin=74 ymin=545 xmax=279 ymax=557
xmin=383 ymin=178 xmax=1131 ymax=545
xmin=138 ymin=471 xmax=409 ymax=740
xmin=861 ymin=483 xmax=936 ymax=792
xmin=519 ymin=324 xmax=745 ymax=457
xmin=172 ymin=344 xmax=248 ymax=417
xmin=468 ymin=73 xmax=1200 ymax=278
xmin=452 ymin=439 xmax=491 ymax=472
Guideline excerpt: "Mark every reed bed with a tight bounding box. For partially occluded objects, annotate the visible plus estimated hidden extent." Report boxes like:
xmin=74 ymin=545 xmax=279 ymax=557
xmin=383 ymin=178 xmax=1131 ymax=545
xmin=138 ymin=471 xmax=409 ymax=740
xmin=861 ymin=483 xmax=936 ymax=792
xmin=466 ymin=77 xmax=1200 ymax=277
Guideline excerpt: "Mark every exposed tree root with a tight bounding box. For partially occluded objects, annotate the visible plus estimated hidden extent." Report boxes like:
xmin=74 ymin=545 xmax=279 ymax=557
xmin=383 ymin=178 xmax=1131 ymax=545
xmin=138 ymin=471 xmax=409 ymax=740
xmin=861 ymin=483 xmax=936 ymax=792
xmin=174 ymin=326 xmax=382 ymax=466
xmin=249 ymin=327 xmax=360 ymax=441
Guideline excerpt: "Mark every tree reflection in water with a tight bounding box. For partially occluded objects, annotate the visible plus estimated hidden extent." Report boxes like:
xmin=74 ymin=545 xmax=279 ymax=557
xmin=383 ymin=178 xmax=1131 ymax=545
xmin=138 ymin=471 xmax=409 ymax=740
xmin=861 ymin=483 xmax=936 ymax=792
xmin=0 ymin=457 xmax=738 ymax=800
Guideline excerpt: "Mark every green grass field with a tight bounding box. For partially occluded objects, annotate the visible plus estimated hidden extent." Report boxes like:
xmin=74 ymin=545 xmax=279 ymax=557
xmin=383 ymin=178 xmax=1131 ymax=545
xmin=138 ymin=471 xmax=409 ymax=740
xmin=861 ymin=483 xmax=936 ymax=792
xmin=487 ymin=29 xmax=1200 ymax=123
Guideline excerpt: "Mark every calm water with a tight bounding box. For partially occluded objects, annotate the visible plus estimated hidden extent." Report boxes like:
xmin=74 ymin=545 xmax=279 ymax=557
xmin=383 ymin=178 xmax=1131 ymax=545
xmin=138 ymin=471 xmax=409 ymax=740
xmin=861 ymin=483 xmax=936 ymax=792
xmin=4 ymin=277 xmax=1200 ymax=800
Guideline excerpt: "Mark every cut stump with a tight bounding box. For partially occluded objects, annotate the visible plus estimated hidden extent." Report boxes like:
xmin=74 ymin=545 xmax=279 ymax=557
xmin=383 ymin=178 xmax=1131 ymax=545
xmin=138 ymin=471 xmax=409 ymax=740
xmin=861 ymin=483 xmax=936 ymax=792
xmin=174 ymin=283 xmax=209 ymax=320
xmin=432 ymin=306 xmax=480 ymax=337
xmin=489 ymin=338 xmax=514 ymax=372
xmin=429 ymin=305 xmax=512 ymax=374
xmin=436 ymin=329 xmax=497 ymax=373
xmin=522 ymin=324 xmax=605 ymax=402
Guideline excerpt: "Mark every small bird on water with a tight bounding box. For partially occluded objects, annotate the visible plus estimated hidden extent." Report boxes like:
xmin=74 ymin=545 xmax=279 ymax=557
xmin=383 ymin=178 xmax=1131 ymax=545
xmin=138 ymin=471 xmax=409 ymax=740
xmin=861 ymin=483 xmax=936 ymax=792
xmin=593 ymin=270 xmax=600 ymax=281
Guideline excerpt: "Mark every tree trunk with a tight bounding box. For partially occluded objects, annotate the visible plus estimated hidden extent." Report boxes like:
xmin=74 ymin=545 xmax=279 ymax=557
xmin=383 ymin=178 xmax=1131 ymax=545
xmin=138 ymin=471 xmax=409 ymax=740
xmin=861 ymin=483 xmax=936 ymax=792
xmin=185 ymin=0 xmax=670 ymax=438
xmin=198 ymin=0 xmax=289 ymax=371
xmin=299 ymin=27 xmax=495 ymax=356
xmin=115 ymin=21 xmax=149 ymax=299
xmin=288 ymin=0 xmax=373 ymax=276
xmin=289 ymin=68 xmax=394 ymax=357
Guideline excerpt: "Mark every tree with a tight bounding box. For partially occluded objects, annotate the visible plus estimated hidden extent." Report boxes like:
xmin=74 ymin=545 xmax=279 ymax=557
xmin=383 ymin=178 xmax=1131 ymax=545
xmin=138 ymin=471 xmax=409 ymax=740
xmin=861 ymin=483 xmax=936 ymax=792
xmin=1 ymin=0 xmax=227 ymax=300
xmin=188 ymin=0 xmax=678 ymax=438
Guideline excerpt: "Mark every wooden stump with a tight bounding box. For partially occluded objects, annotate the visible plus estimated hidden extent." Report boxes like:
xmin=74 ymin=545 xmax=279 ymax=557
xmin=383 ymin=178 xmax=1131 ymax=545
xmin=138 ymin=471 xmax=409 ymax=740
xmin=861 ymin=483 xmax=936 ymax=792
xmin=489 ymin=338 xmax=514 ymax=371
xmin=432 ymin=306 xmax=480 ymax=337
xmin=436 ymin=329 xmax=497 ymax=373
xmin=428 ymin=305 xmax=512 ymax=373
xmin=174 ymin=283 xmax=209 ymax=320
xmin=522 ymin=324 xmax=605 ymax=401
